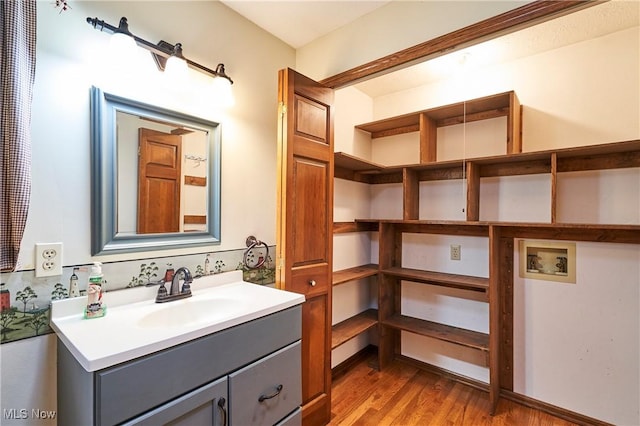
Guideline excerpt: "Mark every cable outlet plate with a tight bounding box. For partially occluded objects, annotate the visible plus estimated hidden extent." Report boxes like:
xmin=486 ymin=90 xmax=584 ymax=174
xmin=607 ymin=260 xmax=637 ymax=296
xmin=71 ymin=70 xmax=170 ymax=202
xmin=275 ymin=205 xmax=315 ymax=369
xmin=450 ymin=244 xmax=461 ymax=261
xmin=35 ymin=243 xmax=63 ymax=277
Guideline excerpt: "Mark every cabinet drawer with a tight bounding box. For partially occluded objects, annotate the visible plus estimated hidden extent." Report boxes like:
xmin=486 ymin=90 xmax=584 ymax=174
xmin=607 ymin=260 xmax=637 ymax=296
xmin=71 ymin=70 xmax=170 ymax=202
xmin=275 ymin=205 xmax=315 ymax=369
xmin=122 ymin=376 xmax=227 ymax=426
xmin=276 ymin=408 xmax=301 ymax=426
xmin=229 ymin=341 xmax=301 ymax=426
xmin=289 ymin=265 xmax=328 ymax=296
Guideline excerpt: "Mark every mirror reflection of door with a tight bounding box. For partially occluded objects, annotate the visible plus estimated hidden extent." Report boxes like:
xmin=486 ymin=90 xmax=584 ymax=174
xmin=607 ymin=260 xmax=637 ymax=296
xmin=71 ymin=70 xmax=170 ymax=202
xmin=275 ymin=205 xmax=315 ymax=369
xmin=137 ymin=128 xmax=182 ymax=233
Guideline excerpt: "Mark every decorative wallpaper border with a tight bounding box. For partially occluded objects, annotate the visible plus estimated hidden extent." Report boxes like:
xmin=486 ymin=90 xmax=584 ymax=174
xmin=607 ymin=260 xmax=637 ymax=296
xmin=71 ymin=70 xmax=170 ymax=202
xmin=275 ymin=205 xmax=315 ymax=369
xmin=0 ymin=247 xmax=275 ymax=345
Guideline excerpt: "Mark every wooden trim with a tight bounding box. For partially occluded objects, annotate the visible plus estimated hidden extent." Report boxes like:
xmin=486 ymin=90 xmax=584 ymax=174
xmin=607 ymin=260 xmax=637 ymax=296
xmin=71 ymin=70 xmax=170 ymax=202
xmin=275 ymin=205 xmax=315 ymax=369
xmin=465 ymin=161 xmax=480 ymax=221
xmin=333 ymin=221 xmax=378 ymax=233
xmin=500 ymin=389 xmax=613 ymax=426
xmin=498 ymin=223 xmax=640 ymax=244
xmin=488 ymin=226 xmax=501 ymax=414
xmin=184 ymin=175 xmax=206 ymax=186
xmin=507 ymin=92 xmax=522 ymax=154
xmin=498 ymin=237 xmax=514 ymax=393
xmin=419 ymin=113 xmax=436 ymax=163
xmin=403 ymin=168 xmax=419 ymax=220
xmin=183 ymin=215 xmax=206 ymax=224
xmin=550 ymin=152 xmax=558 ymax=223
xmin=320 ymin=1 xmax=596 ymax=88
xmin=395 ymin=354 xmax=490 ymax=393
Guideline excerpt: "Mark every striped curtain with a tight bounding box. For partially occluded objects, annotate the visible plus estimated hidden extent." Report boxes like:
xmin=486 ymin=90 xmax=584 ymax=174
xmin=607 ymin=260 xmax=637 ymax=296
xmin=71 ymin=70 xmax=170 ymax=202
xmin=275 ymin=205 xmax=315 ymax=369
xmin=1 ymin=1 xmax=36 ymax=271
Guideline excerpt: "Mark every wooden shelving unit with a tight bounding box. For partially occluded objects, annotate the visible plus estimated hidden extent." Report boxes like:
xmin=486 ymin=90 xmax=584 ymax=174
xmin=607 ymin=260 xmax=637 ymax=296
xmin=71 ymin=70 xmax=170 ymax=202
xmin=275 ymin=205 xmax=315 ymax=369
xmin=331 ymin=263 xmax=379 ymax=350
xmin=331 ymin=90 xmax=640 ymax=415
xmin=355 ymin=91 xmax=522 ymax=163
xmin=336 ymin=139 xmax=640 ymax=222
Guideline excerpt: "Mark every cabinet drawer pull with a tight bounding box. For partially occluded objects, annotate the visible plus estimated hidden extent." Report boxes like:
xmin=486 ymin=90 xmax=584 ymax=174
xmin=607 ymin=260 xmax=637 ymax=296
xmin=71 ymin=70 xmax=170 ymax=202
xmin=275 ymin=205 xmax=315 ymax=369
xmin=217 ymin=397 xmax=227 ymax=426
xmin=309 ymin=280 xmax=316 ymax=287
xmin=258 ymin=384 xmax=283 ymax=402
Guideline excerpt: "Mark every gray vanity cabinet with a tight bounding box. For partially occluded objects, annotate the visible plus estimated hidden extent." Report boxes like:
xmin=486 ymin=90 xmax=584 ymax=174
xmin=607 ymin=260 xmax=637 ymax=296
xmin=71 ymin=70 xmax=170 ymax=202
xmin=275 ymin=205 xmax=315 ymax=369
xmin=123 ymin=376 xmax=228 ymax=426
xmin=57 ymin=306 xmax=302 ymax=426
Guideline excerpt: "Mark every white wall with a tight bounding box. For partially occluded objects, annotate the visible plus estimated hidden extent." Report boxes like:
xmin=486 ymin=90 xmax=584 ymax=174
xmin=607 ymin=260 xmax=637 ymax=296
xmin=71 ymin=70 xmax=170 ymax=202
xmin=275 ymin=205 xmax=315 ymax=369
xmin=331 ymin=20 xmax=639 ymax=426
xmin=296 ymin=0 xmax=528 ymax=81
xmin=514 ymin=241 xmax=640 ymax=425
xmin=2 ymin=2 xmax=294 ymax=424
xmin=21 ymin=0 xmax=295 ymax=269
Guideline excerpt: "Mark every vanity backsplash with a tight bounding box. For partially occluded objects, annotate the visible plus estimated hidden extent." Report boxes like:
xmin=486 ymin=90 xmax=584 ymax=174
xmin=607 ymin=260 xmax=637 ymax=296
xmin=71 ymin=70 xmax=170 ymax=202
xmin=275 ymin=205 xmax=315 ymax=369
xmin=0 ymin=247 xmax=275 ymax=344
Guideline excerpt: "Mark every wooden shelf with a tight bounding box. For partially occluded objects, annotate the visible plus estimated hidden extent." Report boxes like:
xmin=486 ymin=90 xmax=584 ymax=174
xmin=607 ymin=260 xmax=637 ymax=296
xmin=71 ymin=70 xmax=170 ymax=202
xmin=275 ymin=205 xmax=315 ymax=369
xmin=333 ymin=264 xmax=379 ymax=286
xmin=382 ymin=314 xmax=489 ymax=354
xmin=382 ymin=267 xmax=488 ymax=296
xmin=356 ymin=92 xmax=517 ymax=138
xmin=333 ymin=221 xmax=379 ymax=234
xmin=334 ymin=139 xmax=640 ymax=184
xmin=332 ymin=309 xmax=378 ymax=350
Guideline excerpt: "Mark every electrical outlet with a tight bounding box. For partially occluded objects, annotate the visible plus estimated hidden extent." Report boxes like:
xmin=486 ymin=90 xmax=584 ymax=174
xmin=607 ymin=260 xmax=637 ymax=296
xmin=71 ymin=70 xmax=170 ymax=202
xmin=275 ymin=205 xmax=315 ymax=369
xmin=35 ymin=243 xmax=63 ymax=277
xmin=450 ymin=244 xmax=461 ymax=261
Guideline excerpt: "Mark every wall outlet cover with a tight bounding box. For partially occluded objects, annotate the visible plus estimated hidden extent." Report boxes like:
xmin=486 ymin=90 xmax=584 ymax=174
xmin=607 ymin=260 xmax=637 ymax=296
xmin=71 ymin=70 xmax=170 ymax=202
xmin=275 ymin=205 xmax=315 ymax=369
xmin=35 ymin=242 xmax=63 ymax=277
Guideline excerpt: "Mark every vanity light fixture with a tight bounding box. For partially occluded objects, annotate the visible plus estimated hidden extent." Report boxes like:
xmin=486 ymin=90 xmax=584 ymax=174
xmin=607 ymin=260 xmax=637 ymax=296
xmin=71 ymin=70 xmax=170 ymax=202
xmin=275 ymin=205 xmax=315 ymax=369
xmin=86 ymin=16 xmax=234 ymax=99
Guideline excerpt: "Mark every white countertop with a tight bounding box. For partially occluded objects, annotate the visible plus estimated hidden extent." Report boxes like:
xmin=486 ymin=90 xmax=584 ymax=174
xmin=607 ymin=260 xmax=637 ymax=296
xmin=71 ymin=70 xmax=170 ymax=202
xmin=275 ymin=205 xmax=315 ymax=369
xmin=51 ymin=271 xmax=304 ymax=372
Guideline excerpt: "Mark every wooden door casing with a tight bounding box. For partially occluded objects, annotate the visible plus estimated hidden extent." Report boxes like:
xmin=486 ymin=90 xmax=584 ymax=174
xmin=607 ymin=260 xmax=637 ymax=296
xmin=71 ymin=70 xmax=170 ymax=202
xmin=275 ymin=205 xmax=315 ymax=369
xmin=276 ymin=68 xmax=334 ymax=426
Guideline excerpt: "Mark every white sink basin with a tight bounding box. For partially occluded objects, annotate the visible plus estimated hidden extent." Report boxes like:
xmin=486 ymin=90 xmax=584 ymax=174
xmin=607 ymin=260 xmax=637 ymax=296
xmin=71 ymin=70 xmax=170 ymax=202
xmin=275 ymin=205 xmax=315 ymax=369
xmin=137 ymin=297 xmax=247 ymax=328
xmin=50 ymin=270 xmax=305 ymax=372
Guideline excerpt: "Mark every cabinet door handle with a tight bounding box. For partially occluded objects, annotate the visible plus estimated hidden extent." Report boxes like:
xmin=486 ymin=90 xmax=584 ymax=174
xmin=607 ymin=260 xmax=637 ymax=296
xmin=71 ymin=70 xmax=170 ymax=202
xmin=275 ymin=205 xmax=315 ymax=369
xmin=309 ymin=280 xmax=316 ymax=287
xmin=217 ymin=397 xmax=227 ymax=426
xmin=258 ymin=384 xmax=283 ymax=402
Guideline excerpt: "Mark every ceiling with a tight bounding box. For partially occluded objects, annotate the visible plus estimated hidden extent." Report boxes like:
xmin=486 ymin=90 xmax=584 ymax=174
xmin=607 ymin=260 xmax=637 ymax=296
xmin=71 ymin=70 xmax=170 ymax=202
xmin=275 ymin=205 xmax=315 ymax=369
xmin=221 ymin=1 xmax=638 ymax=97
xmin=220 ymin=0 xmax=391 ymax=49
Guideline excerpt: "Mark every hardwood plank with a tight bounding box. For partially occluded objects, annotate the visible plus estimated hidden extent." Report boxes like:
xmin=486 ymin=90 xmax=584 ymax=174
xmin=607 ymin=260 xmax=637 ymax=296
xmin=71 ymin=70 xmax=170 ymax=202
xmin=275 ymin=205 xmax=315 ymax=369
xmin=466 ymin=161 xmax=480 ymax=221
xmin=334 ymin=152 xmax=385 ymax=172
xmin=383 ymin=314 xmax=489 ymax=353
xmin=333 ymin=221 xmax=379 ymax=234
xmin=403 ymin=169 xmax=419 ymax=220
xmin=333 ymin=264 xmax=378 ymax=286
xmin=557 ymin=149 xmax=640 ymax=172
xmin=497 ymin=223 xmax=640 ymax=244
xmin=332 ymin=309 xmax=378 ymax=349
xmin=330 ymin=350 xmax=582 ymax=426
xmin=382 ymin=266 xmax=489 ymax=294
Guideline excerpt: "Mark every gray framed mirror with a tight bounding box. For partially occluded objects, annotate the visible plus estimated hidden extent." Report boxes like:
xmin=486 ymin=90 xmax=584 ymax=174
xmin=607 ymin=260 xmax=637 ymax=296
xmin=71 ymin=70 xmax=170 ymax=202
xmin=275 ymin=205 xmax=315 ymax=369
xmin=90 ymin=86 xmax=221 ymax=255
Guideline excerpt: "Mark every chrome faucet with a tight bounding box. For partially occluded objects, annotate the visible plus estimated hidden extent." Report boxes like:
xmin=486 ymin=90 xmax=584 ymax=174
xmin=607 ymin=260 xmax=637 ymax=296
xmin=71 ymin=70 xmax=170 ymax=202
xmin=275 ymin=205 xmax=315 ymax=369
xmin=156 ymin=267 xmax=193 ymax=303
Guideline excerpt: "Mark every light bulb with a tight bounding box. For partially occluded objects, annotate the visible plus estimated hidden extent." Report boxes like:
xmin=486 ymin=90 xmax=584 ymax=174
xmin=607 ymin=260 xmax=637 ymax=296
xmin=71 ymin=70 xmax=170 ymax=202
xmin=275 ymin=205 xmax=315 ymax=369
xmin=109 ymin=32 xmax=137 ymax=62
xmin=212 ymin=76 xmax=234 ymax=107
xmin=165 ymin=55 xmax=188 ymax=80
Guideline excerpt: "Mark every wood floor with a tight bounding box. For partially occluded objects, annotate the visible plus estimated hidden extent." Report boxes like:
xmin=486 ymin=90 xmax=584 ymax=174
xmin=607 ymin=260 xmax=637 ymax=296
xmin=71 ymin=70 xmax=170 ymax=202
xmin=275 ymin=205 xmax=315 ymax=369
xmin=329 ymin=352 xmax=577 ymax=426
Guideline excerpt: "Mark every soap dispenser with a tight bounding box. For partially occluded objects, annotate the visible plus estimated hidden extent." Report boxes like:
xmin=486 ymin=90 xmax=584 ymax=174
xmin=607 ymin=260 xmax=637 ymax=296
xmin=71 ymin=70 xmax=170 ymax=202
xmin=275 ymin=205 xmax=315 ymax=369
xmin=85 ymin=262 xmax=106 ymax=319
xmin=69 ymin=267 xmax=80 ymax=298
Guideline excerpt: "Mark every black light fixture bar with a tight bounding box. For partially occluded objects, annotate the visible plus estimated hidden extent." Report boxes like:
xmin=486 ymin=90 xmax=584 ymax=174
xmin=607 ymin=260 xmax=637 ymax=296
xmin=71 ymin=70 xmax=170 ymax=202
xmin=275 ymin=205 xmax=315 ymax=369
xmin=86 ymin=16 xmax=233 ymax=84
